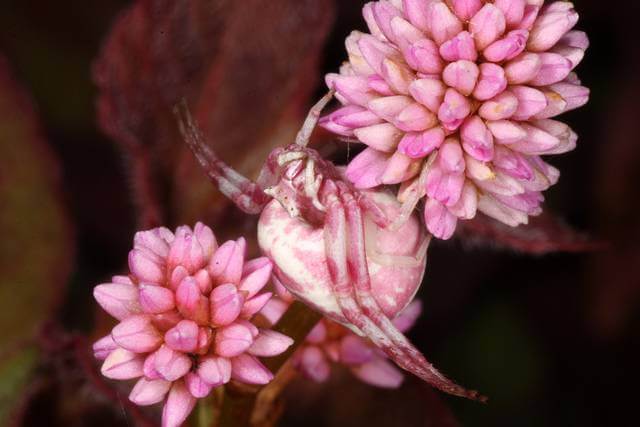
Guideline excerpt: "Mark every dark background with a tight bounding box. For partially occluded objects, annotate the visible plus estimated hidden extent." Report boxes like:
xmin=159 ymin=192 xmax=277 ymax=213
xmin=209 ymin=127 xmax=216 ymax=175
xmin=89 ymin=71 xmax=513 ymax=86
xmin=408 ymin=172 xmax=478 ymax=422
xmin=1 ymin=1 xmax=639 ymax=426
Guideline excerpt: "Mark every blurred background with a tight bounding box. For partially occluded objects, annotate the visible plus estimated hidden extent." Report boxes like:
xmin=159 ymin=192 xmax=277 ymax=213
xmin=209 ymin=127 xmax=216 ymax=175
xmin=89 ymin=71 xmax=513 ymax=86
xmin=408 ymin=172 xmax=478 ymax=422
xmin=0 ymin=0 xmax=639 ymax=426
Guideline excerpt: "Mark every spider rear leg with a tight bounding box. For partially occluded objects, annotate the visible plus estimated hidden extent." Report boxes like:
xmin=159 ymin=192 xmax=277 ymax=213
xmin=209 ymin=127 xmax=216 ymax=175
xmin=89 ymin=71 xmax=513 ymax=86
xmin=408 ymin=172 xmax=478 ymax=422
xmin=175 ymin=101 xmax=271 ymax=214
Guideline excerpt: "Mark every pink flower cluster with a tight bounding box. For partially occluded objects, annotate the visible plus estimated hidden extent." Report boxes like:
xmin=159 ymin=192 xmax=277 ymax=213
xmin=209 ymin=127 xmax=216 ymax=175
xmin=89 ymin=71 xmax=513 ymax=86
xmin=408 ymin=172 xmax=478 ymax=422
xmin=321 ymin=0 xmax=589 ymax=239
xmin=93 ymin=223 xmax=293 ymax=427
xmin=262 ymin=295 xmax=423 ymax=388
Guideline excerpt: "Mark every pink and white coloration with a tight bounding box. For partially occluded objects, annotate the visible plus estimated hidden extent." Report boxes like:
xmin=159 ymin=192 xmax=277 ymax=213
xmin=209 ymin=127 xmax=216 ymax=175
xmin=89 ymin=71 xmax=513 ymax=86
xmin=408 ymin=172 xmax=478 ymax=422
xmin=262 ymin=297 xmax=423 ymax=388
xmin=177 ymin=95 xmax=484 ymax=400
xmin=92 ymin=223 xmax=293 ymax=427
xmin=321 ymin=0 xmax=589 ymax=239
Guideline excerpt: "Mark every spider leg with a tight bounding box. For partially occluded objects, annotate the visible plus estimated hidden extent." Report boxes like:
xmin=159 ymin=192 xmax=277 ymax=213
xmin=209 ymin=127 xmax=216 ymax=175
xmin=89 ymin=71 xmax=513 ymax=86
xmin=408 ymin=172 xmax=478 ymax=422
xmin=323 ymin=182 xmax=404 ymax=361
xmin=175 ymin=101 xmax=271 ymax=214
xmin=295 ymin=91 xmax=334 ymax=147
xmin=337 ymin=183 xmax=485 ymax=401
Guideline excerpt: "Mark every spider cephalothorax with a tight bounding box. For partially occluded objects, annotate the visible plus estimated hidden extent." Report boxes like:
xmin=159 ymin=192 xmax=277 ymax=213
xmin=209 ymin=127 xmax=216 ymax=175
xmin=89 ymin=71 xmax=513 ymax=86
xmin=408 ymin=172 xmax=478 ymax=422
xmin=177 ymin=93 xmax=484 ymax=401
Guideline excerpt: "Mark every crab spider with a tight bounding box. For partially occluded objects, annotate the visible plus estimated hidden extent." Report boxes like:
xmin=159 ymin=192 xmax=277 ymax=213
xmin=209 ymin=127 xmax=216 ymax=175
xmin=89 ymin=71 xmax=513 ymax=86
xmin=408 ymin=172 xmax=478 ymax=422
xmin=175 ymin=93 xmax=484 ymax=401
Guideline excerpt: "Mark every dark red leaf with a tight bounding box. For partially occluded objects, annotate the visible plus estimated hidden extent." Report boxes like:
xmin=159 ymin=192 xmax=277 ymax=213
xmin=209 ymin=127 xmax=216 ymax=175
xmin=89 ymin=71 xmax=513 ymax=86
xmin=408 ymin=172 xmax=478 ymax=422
xmin=456 ymin=212 xmax=603 ymax=255
xmin=0 ymin=54 xmax=74 ymax=424
xmin=93 ymin=0 xmax=335 ymax=232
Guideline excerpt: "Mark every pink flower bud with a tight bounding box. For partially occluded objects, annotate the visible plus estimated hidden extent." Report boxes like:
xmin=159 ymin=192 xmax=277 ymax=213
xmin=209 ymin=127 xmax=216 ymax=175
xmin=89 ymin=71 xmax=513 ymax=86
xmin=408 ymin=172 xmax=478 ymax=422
xmin=478 ymin=194 xmax=528 ymax=226
xmin=510 ymin=85 xmax=548 ymax=120
xmin=483 ymin=30 xmax=528 ymax=62
xmin=528 ymin=52 xmax=572 ymax=86
xmin=345 ymin=147 xmax=388 ymax=189
xmin=340 ymin=335 xmax=374 ymax=365
xmin=451 ymin=0 xmax=483 ymax=22
xmin=460 ymin=115 xmax=495 ymax=162
xmin=424 ymin=198 xmax=457 ymax=240
xmin=196 ymin=327 xmax=213 ymax=355
xmin=248 ymin=330 xmax=294 ymax=357
xmin=319 ymin=105 xmax=382 ymax=136
xmin=93 ymin=334 xmax=117 ymax=360
xmin=528 ymin=3 xmax=578 ymax=51
xmin=151 ymin=310 xmax=182 ymax=332
xmin=162 ymin=380 xmax=196 ymax=427
xmin=93 ymin=282 xmax=140 ymax=320
xmin=449 ymin=182 xmax=479 ymax=220
xmin=505 ymin=52 xmax=542 ymax=84
xmin=426 ymin=166 xmax=465 ymax=207
xmin=139 ymin=283 xmax=175 ymax=314
xmin=198 ymin=356 xmax=232 ymax=386
xmin=193 ymin=222 xmax=217 ymax=259
xmin=426 ymin=1 xmax=463 ymax=45
xmin=439 ymin=31 xmax=477 ymax=62
xmin=129 ymin=378 xmax=171 ymax=406
xmin=495 ymin=0 xmax=526 ymax=28
xmin=176 ymin=277 xmax=209 ymax=325
xmin=210 ymin=283 xmax=244 ymax=326
xmin=443 ymin=60 xmax=479 ymax=96
xmin=472 ymin=63 xmax=507 ymax=101
xmin=371 ymin=1 xmax=403 ymax=43
xmin=486 ymin=120 xmax=527 ymax=144
xmin=215 ymin=322 xmax=254 ymax=358
xmin=305 ymin=322 xmax=327 ymax=344
xmin=469 ymin=4 xmax=506 ymax=50
xmin=438 ymin=88 xmax=471 ymax=131
xmin=397 ymin=127 xmax=445 ymax=159
xmin=380 ymin=151 xmax=421 ymax=185
xmin=402 ymin=0 xmax=429 ymax=32
xmin=164 ymin=320 xmax=199 ymax=353
xmin=143 ymin=353 xmax=162 ymax=380
xmin=327 ymin=74 xmax=375 ymax=107
xmin=354 ymin=123 xmax=403 ymax=152
xmin=351 ymin=357 xmax=404 ymax=389
xmin=101 ymin=348 xmax=144 ymax=380
xmin=134 ymin=228 xmax=170 ymax=258
xmin=129 ymin=249 xmax=164 ymax=284
xmin=209 ymin=239 xmax=245 ymax=285
xmin=230 ymin=354 xmax=274 ymax=385
xmin=169 ymin=265 xmax=188 ymax=290
xmin=184 ymin=372 xmax=213 ymax=399
xmin=409 ymin=78 xmax=445 ymax=113
xmin=241 ymin=292 xmax=273 ymax=319
xmin=112 ymin=315 xmax=162 ymax=353
xmin=298 ymin=346 xmax=330 ymax=383
xmin=438 ymin=138 xmax=465 ymax=173
xmin=405 ymin=39 xmax=444 ymax=74
xmin=478 ymin=91 xmax=519 ymax=121
xmin=154 ymin=345 xmax=192 ymax=382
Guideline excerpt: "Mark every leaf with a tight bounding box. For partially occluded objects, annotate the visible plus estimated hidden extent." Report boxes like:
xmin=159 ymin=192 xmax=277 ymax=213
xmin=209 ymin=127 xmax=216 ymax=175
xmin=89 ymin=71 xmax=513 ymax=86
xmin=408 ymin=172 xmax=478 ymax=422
xmin=0 ymin=55 xmax=73 ymax=423
xmin=455 ymin=211 xmax=603 ymax=255
xmin=0 ymin=347 xmax=38 ymax=426
xmin=93 ymin=0 xmax=335 ymax=232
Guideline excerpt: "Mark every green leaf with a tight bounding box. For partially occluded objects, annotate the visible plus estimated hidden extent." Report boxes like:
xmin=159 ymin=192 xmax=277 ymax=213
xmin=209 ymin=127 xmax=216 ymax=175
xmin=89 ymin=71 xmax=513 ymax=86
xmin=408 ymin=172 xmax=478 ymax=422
xmin=0 ymin=347 xmax=38 ymax=424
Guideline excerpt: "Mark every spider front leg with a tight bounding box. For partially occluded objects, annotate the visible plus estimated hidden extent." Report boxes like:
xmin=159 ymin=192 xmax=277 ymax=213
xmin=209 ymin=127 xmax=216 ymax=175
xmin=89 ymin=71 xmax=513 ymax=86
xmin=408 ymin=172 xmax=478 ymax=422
xmin=327 ymin=181 xmax=485 ymax=401
xmin=175 ymin=101 xmax=272 ymax=214
xmin=294 ymin=90 xmax=334 ymax=147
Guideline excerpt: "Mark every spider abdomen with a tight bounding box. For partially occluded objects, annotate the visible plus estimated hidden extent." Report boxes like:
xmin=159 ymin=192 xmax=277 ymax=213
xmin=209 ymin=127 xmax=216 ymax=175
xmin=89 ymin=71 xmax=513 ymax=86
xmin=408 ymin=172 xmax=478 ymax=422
xmin=258 ymin=189 xmax=429 ymax=331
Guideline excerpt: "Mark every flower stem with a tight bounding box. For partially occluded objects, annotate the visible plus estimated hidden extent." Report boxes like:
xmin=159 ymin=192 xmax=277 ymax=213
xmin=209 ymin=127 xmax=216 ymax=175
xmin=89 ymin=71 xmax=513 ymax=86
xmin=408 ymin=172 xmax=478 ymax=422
xmin=216 ymin=300 xmax=322 ymax=427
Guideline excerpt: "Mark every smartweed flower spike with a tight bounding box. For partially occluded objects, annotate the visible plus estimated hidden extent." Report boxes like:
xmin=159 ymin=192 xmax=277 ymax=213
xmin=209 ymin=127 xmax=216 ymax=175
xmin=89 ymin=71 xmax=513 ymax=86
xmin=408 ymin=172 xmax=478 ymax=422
xmin=322 ymin=0 xmax=589 ymax=238
xmin=262 ymin=297 xmax=423 ymax=388
xmin=93 ymin=223 xmax=293 ymax=427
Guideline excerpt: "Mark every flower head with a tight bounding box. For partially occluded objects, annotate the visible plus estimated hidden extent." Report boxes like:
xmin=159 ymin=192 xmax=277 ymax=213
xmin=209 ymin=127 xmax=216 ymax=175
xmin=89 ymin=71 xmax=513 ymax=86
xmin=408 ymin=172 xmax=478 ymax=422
xmin=322 ymin=0 xmax=589 ymax=238
xmin=93 ymin=223 xmax=293 ymax=427
xmin=261 ymin=295 xmax=423 ymax=388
